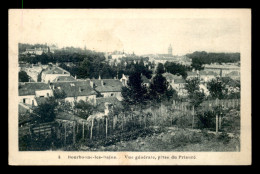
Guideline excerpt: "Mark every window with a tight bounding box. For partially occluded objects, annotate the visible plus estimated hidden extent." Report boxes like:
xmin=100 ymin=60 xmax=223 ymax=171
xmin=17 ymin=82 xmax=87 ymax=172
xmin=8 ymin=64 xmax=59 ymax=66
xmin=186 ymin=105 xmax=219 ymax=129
xmin=32 ymin=100 xmax=34 ymax=106
xmin=23 ymin=99 xmax=25 ymax=103
xmin=47 ymin=93 xmax=49 ymax=97
xmin=111 ymin=93 xmax=114 ymax=96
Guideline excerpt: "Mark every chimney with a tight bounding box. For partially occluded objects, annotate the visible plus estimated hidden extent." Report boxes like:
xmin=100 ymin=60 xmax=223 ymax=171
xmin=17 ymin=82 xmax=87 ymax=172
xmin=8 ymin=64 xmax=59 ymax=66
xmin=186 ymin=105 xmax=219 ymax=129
xmin=98 ymin=75 xmax=101 ymax=80
xmin=75 ymin=75 xmax=77 ymax=80
xmin=101 ymin=80 xmax=104 ymax=87
xmin=79 ymin=86 xmax=82 ymax=92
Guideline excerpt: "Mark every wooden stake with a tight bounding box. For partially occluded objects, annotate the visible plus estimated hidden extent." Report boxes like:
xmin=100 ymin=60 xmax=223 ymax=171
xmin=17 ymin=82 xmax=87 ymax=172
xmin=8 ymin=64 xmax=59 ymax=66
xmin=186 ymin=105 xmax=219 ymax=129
xmin=105 ymin=117 xmax=108 ymax=138
xmin=82 ymin=122 xmax=85 ymax=139
xmin=73 ymin=121 xmax=76 ymax=144
xmin=90 ymin=119 xmax=94 ymax=140
xmin=219 ymin=116 xmax=222 ymax=130
xmin=192 ymin=106 xmax=195 ymax=129
xmin=64 ymin=123 xmax=66 ymax=146
xmin=216 ymin=115 xmax=219 ymax=134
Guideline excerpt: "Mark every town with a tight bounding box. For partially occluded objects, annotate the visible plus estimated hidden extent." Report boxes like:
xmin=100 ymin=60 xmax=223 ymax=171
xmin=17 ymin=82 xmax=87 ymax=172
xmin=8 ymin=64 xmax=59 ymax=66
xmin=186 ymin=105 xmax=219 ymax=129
xmin=18 ymin=43 xmax=241 ymax=151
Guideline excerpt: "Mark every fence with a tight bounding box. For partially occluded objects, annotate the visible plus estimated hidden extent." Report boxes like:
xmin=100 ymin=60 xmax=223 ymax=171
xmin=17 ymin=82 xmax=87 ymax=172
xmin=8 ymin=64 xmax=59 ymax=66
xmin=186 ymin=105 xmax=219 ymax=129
xmin=19 ymin=98 xmax=240 ymax=149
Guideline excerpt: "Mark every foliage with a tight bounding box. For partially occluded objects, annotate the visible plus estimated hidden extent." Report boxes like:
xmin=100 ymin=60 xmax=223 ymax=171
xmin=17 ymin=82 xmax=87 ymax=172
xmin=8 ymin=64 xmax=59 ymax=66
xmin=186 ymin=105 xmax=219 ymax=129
xmin=53 ymin=89 xmax=67 ymax=100
xmin=191 ymin=57 xmax=204 ymax=70
xmin=121 ymin=71 xmax=149 ymax=109
xmin=74 ymin=100 xmax=95 ymax=119
xmin=30 ymin=97 xmax=58 ymax=123
xmin=156 ymin=63 xmax=165 ymax=74
xmin=185 ymin=78 xmax=205 ymax=108
xmin=207 ymin=78 xmax=227 ymax=99
xmin=164 ymin=61 xmax=191 ymax=79
xmin=186 ymin=51 xmax=240 ymax=65
xmin=19 ymin=71 xmax=29 ymax=82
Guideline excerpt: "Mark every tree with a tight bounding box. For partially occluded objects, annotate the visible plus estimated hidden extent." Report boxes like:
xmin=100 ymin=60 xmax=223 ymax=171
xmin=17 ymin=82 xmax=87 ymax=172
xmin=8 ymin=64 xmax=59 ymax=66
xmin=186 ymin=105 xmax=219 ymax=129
xmin=121 ymin=71 xmax=148 ymax=108
xmin=156 ymin=63 xmax=165 ymax=74
xmin=74 ymin=100 xmax=95 ymax=119
xmin=191 ymin=58 xmax=204 ymax=71
xmin=19 ymin=71 xmax=29 ymax=82
xmin=31 ymin=97 xmax=58 ymax=123
xmin=185 ymin=78 xmax=205 ymax=108
xmin=207 ymin=78 xmax=226 ymax=99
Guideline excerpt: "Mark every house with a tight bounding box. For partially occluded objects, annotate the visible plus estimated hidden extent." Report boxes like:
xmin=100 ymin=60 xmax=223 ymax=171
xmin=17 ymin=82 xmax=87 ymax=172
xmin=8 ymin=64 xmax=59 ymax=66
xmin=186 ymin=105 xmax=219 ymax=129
xmin=120 ymin=74 xmax=129 ymax=87
xmin=162 ymin=73 xmax=187 ymax=97
xmin=91 ymin=79 xmax=123 ymax=101
xmin=53 ymin=75 xmax=76 ymax=82
xmin=41 ymin=66 xmax=70 ymax=83
xmin=51 ymin=81 xmax=97 ymax=106
xmin=225 ymin=71 xmax=240 ymax=80
xmin=19 ymin=82 xmax=53 ymax=106
xmin=186 ymin=71 xmax=199 ymax=79
xmin=199 ymin=71 xmax=218 ymax=83
xmin=141 ymin=75 xmax=150 ymax=87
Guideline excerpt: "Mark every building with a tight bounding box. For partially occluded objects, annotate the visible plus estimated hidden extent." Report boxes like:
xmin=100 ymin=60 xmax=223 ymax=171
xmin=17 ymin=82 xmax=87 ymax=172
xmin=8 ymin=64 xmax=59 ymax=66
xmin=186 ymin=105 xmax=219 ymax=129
xmin=204 ymin=64 xmax=240 ymax=77
xmin=91 ymin=79 xmax=123 ymax=101
xmin=199 ymin=71 xmax=218 ymax=83
xmin=41 ymin=66 xmax=70 ymax=83
xmin=141 ymin=75 xmax=150 ymax=87
xmin=53 ymin=75 xmax=76 ymax=82
xmin=19 ymin=82 xmax=53 ymax=106
xmin=120 ymin=74 xmax=129 ymax=87
xmin=162 ymin=73 xmax=187 ymax=97
xmin=225 ymin=71 xmax=240 ymax=80
xmin=186 ymin=71 xmax=199 ymax=79
xmin=51 ymin=81 xmax=97 ymax=106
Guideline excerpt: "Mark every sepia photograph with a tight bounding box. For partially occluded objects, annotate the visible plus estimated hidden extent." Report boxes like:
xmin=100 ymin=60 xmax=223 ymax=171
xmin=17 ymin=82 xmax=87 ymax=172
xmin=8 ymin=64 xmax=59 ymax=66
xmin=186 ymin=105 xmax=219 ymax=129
xmin=8 ymin=9 xmax=251 ymax=165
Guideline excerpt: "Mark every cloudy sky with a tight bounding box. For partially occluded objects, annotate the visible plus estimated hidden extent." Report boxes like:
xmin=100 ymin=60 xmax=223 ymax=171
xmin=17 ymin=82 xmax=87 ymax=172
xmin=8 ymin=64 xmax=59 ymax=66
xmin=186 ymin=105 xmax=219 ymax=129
xmin=16 ymin=9 xmax=241 ymax=55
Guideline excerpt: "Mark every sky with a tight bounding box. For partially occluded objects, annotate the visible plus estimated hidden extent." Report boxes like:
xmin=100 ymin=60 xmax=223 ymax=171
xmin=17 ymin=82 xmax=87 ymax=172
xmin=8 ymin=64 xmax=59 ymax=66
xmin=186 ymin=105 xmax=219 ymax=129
xmin=17 ymin=10 xmax=241 ymax=56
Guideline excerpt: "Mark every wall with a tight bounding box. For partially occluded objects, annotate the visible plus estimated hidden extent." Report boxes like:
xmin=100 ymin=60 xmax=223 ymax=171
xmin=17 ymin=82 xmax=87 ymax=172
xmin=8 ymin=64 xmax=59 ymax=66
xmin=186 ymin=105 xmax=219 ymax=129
xmin=65 ymin=95 xmax=96 ymax=106
xmin=35 ymin=89 xmax=53 ymax=98
xmin=19 ymin=95 xmax=37 ymax=106
xmin=101 ymin=92 xmax=122 ymax=101
xmin=41 ymin=73 xmax=70 ymax=83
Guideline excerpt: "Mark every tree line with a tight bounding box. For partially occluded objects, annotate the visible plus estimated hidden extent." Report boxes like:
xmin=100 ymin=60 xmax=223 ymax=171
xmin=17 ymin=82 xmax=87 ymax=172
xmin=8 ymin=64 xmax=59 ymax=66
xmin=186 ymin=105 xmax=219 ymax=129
xmin=186 ymin=51 xmax=240 ymax=70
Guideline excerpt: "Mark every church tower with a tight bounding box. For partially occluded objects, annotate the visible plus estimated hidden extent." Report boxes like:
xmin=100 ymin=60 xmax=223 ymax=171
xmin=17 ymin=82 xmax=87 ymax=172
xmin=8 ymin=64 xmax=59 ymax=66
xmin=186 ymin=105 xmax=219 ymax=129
xmin=168 ymin=44 xmax=172 ymax=55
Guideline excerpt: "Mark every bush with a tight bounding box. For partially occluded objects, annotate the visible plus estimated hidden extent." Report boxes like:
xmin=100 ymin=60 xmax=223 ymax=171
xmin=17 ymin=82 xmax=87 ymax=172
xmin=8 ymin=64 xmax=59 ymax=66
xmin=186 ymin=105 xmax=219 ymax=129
xmin=170 ymin=130 xmax=202 ymax=148
xmin=197 ymin=111 xmax=216 ymax=130
xmin=217 ymin=131 xmax=231 ymax=144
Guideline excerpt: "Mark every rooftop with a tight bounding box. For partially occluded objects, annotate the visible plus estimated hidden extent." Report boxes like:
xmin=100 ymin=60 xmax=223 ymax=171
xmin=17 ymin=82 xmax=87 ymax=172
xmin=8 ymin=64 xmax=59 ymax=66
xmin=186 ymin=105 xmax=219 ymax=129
xmin=174 ymin=79 xmax=186 ymax=84
xmin=43 ymin=66 xmax=70 ymax=75
xmin=141 ymin=75 xmax=150 ymax=83
xmin=53 ymin=76 xmax=76 ymax=82
xmin=52 ymin=81 xmax=97 ymax=97
xmin=163 ymin=73 xmax=183 ymax=81
xmin=19 ymin=82 xmax=51 ymax=96
xmin=91 ymin=79 xmax=123 ymax=93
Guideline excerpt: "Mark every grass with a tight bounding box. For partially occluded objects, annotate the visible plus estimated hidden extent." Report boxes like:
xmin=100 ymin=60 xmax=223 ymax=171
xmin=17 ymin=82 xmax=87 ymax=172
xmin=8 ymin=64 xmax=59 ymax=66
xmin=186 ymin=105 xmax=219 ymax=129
xmin=77 ymin=127 xmax=240 ymax=152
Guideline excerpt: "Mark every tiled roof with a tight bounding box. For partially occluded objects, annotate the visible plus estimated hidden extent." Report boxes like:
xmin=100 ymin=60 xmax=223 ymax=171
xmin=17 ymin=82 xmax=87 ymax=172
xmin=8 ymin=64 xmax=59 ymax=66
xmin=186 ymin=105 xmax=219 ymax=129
xmin=91 ymin=79 xmax=123 ymax=93
xmin=187 ymin=71 xmax=197 ymax=76
xmin=52 ymin=81 xmax=97 ymax=97
xmin=19 ymin=82 xmax=51 ymax=96
xmin=96 ymin=97 xmax=122 ymax=111
xmin=226 ymin=71 xmax=240 ymax=76
xmin=174 ymin=79 xmax=186 ymax=84
xmin=43 ymin=67 xmax=69 ymax=75
xmin=163 ymin=73 xmax=183 ymax=80
xmin=53 ymin=76 xmax=76 ymax=82
xmin=199 ymin=71 xmax=218 ymax=76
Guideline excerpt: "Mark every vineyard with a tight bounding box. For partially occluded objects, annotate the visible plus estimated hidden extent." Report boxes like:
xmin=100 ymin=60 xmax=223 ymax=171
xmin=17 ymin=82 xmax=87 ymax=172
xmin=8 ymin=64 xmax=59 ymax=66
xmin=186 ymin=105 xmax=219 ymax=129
xmin=19 ymin=99 xmax=240 ymax=151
